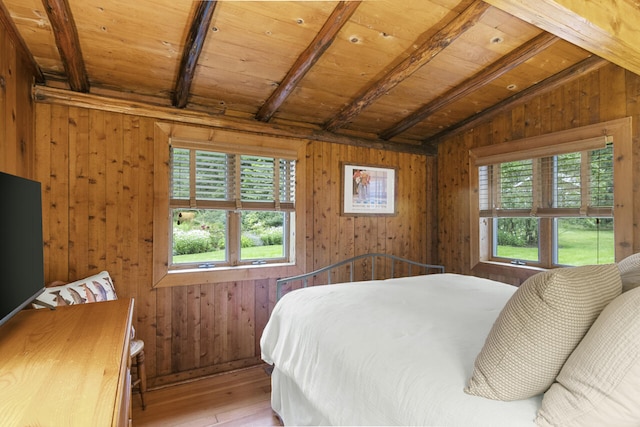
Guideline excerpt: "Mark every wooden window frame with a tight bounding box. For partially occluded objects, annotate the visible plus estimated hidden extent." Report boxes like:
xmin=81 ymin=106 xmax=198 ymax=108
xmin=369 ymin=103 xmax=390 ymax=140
xmin=168 ymin=144 xmax=295 ymax=268
xmin=152 ymin=123 xmax=307 ymax=288
xmin=469 ymin=118 xmax=633 ymax=276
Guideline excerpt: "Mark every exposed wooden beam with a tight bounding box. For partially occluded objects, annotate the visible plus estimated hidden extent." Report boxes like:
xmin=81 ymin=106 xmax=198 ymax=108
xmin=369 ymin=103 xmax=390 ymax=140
xmin=41 ymin=0 xmax=89 ymax=92
xmin=0 ymin=1 xmax=45 ymax=83
xmin=424 ymin=55 xmax=609 ymax=147
xmin=34 ymin=85 xmax=434 ymax=156
xmin=256 ymin=1 xmax=361 ymax=123
xmin=173 ymin=1 xmax=218 ymax=109
xmin=379 ymin=32 xmax=559 ymax=140
xmin=484 ymin=0 xmax=640 ymax=77
xmin=323 ymin=0 xmax=490 ymax=132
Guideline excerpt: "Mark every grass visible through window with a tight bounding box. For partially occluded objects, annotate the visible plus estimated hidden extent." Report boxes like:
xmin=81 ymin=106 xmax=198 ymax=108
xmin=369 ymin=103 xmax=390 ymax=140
xmin=173 ymin=245 xmax=284 ymax=264
xmin=498 ymin=228 xmax=614 ymax=266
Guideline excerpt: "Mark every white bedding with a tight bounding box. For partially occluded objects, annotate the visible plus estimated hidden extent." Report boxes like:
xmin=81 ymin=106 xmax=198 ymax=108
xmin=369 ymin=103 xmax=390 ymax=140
xmin=260 ymin=273 xmax=542 ymax=426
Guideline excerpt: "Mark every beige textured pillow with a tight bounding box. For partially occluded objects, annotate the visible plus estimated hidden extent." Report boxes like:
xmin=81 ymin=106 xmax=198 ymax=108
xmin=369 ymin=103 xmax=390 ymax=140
xmin=465 ymin=264 xmax=621 ymax=401
xmin=618 ymin=252 xmax=640 ymax=292
xmin=536 ymin=287 xmax=640 ymax=426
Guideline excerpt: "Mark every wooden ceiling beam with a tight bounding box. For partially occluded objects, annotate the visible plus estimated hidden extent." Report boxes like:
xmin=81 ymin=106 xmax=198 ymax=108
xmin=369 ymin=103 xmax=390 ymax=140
xmin=256 ymin=1 xmax=361 ymax=123
xmin=34 ymin=85 xmax=434 ymax=155
xmin=424 ymin=55 xmax=609 ymax=147
xmin=172 ymin=1 xmax=218 ymax=109
xmin=485 ymin=0 xmax=640 ymax=78
xmin=41 ymin=0 xmax=89 ymax=92
xmin=379 ymin=32 xmax=559 ymax=140
xmin=323 ymin=0 xmax=490 ymax=133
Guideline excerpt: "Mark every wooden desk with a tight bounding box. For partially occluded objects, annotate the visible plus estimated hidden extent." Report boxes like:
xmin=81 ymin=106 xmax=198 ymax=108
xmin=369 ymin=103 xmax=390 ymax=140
xmin=0 ymin=298 xmax=134 ymax=427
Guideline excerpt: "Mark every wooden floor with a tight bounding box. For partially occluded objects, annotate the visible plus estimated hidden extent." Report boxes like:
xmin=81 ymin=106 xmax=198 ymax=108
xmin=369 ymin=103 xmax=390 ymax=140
xmin=131 ymin=365 xmax=283 ymax=426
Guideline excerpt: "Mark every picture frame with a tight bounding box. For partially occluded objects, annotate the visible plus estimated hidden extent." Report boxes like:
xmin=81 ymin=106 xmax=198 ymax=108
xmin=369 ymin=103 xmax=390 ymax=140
xmin=341 ymin=163 xmax=397 ymax=216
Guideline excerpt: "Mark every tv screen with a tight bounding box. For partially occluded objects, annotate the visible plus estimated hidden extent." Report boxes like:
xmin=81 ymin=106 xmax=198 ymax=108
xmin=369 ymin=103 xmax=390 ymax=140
xmin=0 ymin=171 xmax=45 ymax=327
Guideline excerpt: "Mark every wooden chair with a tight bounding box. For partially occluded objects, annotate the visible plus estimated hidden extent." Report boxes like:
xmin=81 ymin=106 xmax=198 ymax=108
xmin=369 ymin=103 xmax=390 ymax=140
xmin=130 ymin=338 xmax=147 ymax=409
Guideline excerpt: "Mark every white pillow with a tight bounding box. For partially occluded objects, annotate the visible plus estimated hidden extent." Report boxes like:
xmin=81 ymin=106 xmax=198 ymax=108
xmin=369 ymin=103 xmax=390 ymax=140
xmin=617 ymin=252 xmax=640 ymax=292
xmin=536 ymin=286 xmax=640 ymax=426
xmin=33 ymin=271 xmax=117 ymax=309
xmin=465 ymin=264 xmax=621 ymax=401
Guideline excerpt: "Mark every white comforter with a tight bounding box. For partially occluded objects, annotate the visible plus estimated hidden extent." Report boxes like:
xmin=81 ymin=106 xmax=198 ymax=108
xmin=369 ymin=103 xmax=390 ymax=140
xmin=261 ymin=273 xmax=541 ymax=426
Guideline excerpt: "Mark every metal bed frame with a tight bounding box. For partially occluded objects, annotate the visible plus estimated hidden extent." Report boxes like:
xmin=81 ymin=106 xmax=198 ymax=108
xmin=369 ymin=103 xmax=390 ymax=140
xmin=276 ymin=253 xmax=444 ymax=301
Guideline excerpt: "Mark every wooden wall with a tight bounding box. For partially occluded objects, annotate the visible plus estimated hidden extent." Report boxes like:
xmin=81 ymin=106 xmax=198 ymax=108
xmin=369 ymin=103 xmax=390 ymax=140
xmin=29 ymin=102 xmax=437 ymax=387
xmin=437 ymin=63 xmax=640 ymax=285
xmin=0 ymin=19 xmax=34 ymax=176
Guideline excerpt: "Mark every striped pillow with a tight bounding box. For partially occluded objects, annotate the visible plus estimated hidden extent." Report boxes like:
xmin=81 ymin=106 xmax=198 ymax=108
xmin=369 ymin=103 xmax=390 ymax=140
xmin=33 ymin=271 xmax=117 ymax=309
xmin=465 ymin=264 xmax=621 ymax=401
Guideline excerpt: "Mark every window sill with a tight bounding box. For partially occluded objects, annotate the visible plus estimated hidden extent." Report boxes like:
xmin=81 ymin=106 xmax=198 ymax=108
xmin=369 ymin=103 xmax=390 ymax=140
xmin=153 ymin=262 xmax=304 ymax=288
xmin=472 ymin=260 xmax=546 ymax=283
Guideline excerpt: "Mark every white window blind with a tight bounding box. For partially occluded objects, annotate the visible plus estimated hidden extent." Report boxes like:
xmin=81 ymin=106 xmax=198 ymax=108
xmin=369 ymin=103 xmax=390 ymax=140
xmin=479 ymin=144 xmax=613 ymax=218
xmin=170 ymin=147 xmax=295 ymax=211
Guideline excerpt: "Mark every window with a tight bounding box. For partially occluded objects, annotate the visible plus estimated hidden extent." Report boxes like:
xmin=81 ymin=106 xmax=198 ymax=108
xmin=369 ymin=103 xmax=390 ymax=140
xmin=152 ymin=123 xmax=306 ymax=288
xmin=479 ymin=145 xmax=613 ymax=267
xmin=169 ymin=145 xmax=295 ymax=269
xmin=470 ymin=118 xmax=633 ymax=271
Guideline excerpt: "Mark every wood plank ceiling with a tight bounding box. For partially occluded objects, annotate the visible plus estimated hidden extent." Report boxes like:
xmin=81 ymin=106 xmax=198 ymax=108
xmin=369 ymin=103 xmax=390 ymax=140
xmin=2 ymin=0 xmax=633 ymax=154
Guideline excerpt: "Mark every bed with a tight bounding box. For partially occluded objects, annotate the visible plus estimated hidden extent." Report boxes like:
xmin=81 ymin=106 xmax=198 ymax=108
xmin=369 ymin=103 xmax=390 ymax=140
xmin=260 ymin=253 xmax=640 ymax=426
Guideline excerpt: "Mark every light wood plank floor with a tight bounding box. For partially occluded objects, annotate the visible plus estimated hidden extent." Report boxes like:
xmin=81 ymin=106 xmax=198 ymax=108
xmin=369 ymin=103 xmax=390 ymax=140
xmin=131 ymin=365 xmax=283 ymax=426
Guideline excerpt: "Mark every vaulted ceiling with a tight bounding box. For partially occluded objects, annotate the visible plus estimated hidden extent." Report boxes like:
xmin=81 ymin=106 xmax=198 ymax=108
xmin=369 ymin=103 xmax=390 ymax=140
xmin=2 ymin=0 xmax=638 ymax=154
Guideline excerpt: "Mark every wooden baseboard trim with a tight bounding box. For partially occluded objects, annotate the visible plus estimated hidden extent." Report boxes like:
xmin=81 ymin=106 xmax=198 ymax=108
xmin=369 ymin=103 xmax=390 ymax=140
xmin=148 ymin=356 xmax=264 ymax=389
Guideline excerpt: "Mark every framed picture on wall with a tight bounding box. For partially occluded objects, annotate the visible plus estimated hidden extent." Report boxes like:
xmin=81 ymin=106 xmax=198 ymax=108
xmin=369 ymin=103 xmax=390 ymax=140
xmin=341 ymin=163 xmax=397 ymax=216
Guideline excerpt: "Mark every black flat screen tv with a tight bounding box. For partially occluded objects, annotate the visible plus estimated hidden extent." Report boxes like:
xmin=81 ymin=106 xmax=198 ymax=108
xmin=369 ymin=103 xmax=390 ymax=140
xmin=0 ymin=171 xmax=45 ymax=327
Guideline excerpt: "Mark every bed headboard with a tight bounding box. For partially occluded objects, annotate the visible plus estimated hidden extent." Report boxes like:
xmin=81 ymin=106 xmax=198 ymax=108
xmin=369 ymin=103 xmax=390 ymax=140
xmin=276 ymin=253 xmax=444 ymax=300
